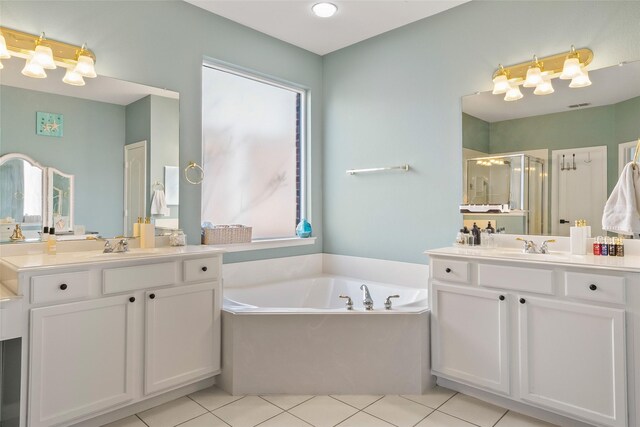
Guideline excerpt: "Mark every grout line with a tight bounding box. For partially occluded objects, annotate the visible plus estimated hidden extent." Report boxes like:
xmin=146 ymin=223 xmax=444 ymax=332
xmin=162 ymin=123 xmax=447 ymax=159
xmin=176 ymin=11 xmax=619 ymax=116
xmin=185 ymin=394 xmax=210 ymax=412
xmin=492 ymin=410 xmax=509 ymax=427
xmin=258 ymin=394 xmax=315 ymax=411
xmin=211 ymin=412 xmax=233 ymax=426
xmin=252 ymin=409 xmax=286 ymax=426
xmin=284 ymin=409 xmax=315 ymax=426
xmin=327 ymin=394 xmax=384 ymax=411
xmin=135 ymin=414 xmax=151 ymax=427
xmin=361 ymin=409 xmax=401 ymax=427
xmin=173 ymin=412 xmax=210 ymax=427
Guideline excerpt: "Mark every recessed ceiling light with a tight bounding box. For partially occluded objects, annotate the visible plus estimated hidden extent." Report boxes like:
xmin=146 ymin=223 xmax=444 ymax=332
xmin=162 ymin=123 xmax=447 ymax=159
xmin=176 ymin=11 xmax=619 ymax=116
xmin=312 ymin=2 xmax=337 ymax=18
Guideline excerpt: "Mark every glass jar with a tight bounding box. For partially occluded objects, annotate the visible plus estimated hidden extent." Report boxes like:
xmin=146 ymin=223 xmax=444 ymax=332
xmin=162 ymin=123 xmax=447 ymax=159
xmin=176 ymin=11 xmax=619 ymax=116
xmin=169 ymin=229 xmax=186 ymax=246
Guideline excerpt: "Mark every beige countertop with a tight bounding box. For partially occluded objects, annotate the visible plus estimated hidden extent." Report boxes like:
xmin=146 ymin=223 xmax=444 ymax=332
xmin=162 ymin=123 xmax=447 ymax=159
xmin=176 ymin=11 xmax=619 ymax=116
xmin=427 ymin=246 xmax=640 ymax=273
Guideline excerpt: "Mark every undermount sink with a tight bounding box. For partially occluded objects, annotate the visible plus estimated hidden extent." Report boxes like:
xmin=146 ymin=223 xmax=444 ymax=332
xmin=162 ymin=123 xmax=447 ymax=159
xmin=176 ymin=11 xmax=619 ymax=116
xmin=477 ymin=248 xmax=573 ymax=261
xmin=89 ymin=247 xmax=173 ymax=258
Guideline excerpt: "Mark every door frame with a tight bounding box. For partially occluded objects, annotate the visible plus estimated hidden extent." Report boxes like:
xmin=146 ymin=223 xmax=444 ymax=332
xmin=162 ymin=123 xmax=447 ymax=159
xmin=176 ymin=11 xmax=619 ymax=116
xmin=550 ymin=146 xmax=607 ymax=236
xmin=123 ymin=141 xmax=147 ymax=236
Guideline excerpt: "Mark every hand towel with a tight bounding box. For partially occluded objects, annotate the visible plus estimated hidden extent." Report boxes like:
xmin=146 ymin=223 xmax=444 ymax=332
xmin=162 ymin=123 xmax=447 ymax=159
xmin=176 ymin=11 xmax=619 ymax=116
xmin=602 ymin=162 xmax=640 ymax=235
xmin=150 ymin=189 xmax=170 ymax=216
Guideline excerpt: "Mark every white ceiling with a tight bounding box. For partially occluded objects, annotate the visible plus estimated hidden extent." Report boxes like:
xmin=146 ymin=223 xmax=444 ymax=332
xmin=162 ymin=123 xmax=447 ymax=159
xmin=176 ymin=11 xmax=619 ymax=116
xmin=184 ymin=0 xmax=469 ymax=55
xmin=463 ymin=61 xmax=640 ymax=123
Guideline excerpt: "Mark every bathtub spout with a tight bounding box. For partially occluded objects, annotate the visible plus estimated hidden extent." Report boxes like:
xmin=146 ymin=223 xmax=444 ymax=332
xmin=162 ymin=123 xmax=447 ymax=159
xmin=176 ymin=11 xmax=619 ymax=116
xmin=360 ymin=284 xmax=374 ymax=310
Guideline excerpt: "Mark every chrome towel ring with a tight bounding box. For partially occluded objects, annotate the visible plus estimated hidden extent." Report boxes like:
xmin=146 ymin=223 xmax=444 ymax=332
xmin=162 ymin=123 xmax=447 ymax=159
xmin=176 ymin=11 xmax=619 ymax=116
xmin=185 ymin=161 xmax=204 ymax=184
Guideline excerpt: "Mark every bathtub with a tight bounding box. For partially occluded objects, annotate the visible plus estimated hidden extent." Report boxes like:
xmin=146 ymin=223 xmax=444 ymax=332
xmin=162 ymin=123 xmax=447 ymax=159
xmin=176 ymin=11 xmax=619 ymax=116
xmin=219 ymin=275 xmax=433 ymax=395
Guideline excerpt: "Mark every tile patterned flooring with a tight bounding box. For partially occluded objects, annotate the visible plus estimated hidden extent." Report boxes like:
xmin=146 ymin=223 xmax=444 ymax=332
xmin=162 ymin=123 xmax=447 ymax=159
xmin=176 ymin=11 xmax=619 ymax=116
xmin=104 ymin=386 xmax=558 ymax=427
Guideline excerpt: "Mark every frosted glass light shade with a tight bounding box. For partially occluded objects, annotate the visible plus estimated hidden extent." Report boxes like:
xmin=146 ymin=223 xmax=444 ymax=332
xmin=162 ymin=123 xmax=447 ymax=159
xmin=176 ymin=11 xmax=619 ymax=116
xmin=504 ymin=85 xmax=523 ymax=101
xmin=534 ymin=77 xmax=554 ymax=95
xmin=560 ymin=57 xmax=581 ymax=80
xmin=73 ymin=54 xmax=97 ymax=78
xmin=32 ymin=45 xmax=56 ymax=69
xmin=492 ymin=74 xmax=510 ymax=94
xmin=569 ymin=69 xmax=592 ymax=88
xmin=0 ymin=35 xmax=10 ymax=59
xmin=523 ymin=67 xmax=543 ymax=87
xmin=0 ymin=60 xmax=3 ymax=70
xmin=21 ymin=57 xmax=47 ymax=78
xmin=312 ymin=2 xmax=337 ymax=17
xmin=63 ymin=69 xmax=85 ymax=86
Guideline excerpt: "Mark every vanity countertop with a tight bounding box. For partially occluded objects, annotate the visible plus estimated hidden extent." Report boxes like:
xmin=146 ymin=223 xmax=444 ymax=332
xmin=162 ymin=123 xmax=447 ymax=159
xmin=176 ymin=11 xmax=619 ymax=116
xmin=427 ymin=246 xmax=640 ymax=273
xmin=0 ymin=245 xmax=225 ymax=272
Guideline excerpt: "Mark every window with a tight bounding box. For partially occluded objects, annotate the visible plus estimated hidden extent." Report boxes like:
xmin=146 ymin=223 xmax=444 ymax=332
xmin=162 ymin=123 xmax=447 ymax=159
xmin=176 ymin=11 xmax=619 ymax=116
xmin=201 ymin=63 xmax=306 ymax=239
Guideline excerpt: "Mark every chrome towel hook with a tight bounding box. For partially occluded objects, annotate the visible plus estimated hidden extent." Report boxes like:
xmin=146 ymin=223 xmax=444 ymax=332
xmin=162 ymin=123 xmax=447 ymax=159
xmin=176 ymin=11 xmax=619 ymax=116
xmin=185 ymin=161 xmax=204 ymax=185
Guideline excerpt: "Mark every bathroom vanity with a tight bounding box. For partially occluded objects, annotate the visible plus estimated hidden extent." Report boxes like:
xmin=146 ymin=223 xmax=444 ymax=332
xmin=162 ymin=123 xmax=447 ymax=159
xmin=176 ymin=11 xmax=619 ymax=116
xmin=0 ymin=246 xmax=223 ymax=427
xmin=428 ymin=246 xmax=640 ymax=427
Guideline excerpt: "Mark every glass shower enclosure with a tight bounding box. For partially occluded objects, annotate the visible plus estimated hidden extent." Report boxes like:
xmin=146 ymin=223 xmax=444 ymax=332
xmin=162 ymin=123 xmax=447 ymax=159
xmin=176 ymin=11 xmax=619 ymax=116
xmin=463 ymin=154 xmax=545 ymax=234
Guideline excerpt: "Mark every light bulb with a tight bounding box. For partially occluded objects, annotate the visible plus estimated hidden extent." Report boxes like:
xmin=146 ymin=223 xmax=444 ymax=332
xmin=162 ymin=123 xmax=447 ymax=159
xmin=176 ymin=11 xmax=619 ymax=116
xmin=504 ymin=85 xmax=523 ymax=101
xmin=312 ymin=2 xmax=337 ymax=17
xmin=492 ymin=74 xmax=510 ymax=95
xmin=32 ymin=45 xmax=56 ymax=69
xmin=63 ymin=68 xmax=85 ymax=86
xmin=21 ymin=56 xmax=47 ymax=78
xmin=73 ymin=54 xmax=97 ymax=78
xmin=533 ymin=77 xmax=554 ymax=95
xmin=560 ymin=57 xmax=581 ymax=80
xmin=523 ymin=66 xmax=543 ymax=87
xmin=569 ymin=68 xmax=592 ymax=88
xmin=0 ymin=35 xmax=10 ymax=59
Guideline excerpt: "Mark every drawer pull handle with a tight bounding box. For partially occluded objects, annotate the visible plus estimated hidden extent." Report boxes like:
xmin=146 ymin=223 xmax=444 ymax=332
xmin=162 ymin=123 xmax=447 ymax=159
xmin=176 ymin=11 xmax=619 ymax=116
xmin=499 ymin=295 xmax=505 ymax=301
xmin=149 ymin=293 xmax=156 ymax=300
xmin=445 ymin=268 xmax=452 ymax=273
xmin=519 ymin=298 xmax=526 ymax=304
xmin=202 ymin=266 xmax=208 ymax=272
xmin=59 ymin=284 xmax=68 ymax=290
xmin=589 ymin=284 xmax=597 ymax=291
xmin=129 ymin=297 xmax=136 ymax=303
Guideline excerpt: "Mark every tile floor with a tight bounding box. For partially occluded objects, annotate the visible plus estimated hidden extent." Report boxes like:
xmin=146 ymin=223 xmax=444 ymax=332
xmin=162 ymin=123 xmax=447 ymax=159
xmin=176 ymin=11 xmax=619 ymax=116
xmin=104 ymin=386 xmax=558 ymax=427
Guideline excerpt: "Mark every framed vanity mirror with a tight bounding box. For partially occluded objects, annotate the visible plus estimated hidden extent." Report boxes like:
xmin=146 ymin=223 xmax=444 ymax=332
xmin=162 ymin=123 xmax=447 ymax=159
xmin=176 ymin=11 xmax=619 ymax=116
xmin=0 ymin=59 xmax=179 ymax=243
xmin=462 ymin=59 xmax=640 ymax=237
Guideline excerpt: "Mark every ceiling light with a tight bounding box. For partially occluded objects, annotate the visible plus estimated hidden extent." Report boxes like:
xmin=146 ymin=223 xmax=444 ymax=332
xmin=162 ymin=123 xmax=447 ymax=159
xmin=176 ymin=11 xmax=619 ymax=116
xmin=560 ymin=45 xmax=582 ymax=80
xmin=492 ymin=65 xmax=511 ymax=95
xmin=21 ymin=55 xmax=47 ymax=78
xmin=523 ymin=56 xmax=544 ymax=87
xmin=32 ymin=44 xmax=56 ymax=69
xmin=73 ymin=49 xmax=97 ymax=78
xmin=569 ymin=68 xmax=592 ymax=88
xmin=534 ymin=77 xmax=554 ymax=95
xmin=62 ymin=69 xmax=85 ymax=86
xmin=504 ymin=85 xmax=523 ymax=102
xmin=312 ymin=3 xmax=337 ymax=18
xmin=0 ymin=34 xmax=10 ymax=59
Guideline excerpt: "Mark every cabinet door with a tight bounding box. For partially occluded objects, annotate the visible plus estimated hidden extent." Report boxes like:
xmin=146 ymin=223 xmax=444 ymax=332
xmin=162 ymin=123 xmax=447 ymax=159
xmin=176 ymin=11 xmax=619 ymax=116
xmin=518 ymin=297 xmax=626 ymax=427
xmin=431 ymin=282 xmax=510 ymax=394
xmin=29 ymin=295 xmax=136 ymax=427
xmin=144 ymin=282 xmax=219 ymax=395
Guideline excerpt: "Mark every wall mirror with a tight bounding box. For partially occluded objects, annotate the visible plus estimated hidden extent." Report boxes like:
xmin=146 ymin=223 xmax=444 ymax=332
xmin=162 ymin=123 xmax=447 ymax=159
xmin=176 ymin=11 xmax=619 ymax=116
xmin=462 ymin=59 xmax=640 ymax=237
xmin=0 ymin=58 xmax=179 ymax=243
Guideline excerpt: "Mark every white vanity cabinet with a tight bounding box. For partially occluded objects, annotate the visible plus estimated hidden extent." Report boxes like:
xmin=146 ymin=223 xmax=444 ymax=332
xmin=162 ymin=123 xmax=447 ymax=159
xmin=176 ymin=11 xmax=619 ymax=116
xmin=429 ymin=251 xmax=634 ymax=427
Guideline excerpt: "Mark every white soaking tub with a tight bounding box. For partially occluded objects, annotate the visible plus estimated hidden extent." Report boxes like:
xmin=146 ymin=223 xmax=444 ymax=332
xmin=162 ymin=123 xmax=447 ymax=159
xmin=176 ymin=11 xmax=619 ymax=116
xmin=219 ymin=275 xmax=432 ymax=395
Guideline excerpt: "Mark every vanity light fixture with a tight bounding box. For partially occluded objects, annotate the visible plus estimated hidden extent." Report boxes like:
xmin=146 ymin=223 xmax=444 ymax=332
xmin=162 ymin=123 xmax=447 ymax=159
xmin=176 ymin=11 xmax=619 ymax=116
xmin=492 ymin=46 xmax=593 ymax=101
xmin=0 ymin=26 xmax=97 ymax=86
xmin=312 ymin=2 xmax=338 ymax=18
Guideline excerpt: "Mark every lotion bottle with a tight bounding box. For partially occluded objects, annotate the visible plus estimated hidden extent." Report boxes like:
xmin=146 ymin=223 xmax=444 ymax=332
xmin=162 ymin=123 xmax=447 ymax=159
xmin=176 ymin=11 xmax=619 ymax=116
xmin=47 ymin=227 xmax=57 ymax=255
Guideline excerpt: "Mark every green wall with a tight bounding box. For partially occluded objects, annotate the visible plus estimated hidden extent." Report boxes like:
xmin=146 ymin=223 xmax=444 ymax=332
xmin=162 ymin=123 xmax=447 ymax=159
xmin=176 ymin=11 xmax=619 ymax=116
xmin=462 ymin=113 xmax=490 ymax=153
xmin=0 ymin=85 xmax=125 ymax=236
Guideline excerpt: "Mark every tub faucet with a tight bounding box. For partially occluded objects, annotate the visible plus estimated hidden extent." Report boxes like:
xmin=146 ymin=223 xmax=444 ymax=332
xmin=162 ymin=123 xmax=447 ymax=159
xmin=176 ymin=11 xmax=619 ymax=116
xmin=360 ymin=284 xmax=374 ymax=310
xmin=114 ymin=238 xmax=129 ymax=253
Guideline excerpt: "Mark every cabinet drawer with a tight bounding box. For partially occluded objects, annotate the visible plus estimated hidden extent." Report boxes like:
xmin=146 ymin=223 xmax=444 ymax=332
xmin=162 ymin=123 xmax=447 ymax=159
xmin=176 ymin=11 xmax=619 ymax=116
xmin=184 ymin=257 xmax=219 ymax=283
xmin=31 ymin=271 xmax=90 ymax=304
xmin=478 ymin=264 xmax=554 ymax=295
xmin=564 ymin=272 xmax=625 ymax=304
xmin=103 ymin=262 xmax=177 ymax=294
xmin=432 ymin=259 xmax=470 ymax=283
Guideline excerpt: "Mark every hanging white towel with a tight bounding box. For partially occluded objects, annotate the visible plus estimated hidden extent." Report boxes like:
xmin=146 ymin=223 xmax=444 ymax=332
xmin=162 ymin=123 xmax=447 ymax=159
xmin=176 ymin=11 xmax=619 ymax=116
xmin=602 ymin=162 xmax=640 ymax=236
xmin=151 ymin=189 xmax=170 ymax=216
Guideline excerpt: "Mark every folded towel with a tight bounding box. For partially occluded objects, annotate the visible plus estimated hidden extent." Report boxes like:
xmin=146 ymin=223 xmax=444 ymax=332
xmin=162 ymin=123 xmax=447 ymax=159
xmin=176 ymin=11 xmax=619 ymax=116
xmin=151 ymin=189 xmax=170 ymax=216
xmin=602 ymin=162 xmax=640 ymax=236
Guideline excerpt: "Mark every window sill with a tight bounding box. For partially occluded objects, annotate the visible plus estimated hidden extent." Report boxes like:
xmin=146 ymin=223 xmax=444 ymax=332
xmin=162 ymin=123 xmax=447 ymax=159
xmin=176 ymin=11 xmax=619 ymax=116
xmin=205 ymin=237 xmax=317 ymax=253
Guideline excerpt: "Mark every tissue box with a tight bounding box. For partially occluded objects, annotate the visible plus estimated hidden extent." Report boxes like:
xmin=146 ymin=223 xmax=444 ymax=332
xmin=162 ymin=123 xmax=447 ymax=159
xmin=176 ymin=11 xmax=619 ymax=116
xmin=202 ymin=225 xmax=252 ymax=245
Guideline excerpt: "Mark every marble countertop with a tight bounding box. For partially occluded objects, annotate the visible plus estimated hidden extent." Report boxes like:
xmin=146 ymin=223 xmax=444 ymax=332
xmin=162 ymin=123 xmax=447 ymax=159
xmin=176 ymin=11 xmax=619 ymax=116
xmin=0 ymin=245 xmax=225 ymax=272
xmin=427 ymin=246 xmax=640 ymax=273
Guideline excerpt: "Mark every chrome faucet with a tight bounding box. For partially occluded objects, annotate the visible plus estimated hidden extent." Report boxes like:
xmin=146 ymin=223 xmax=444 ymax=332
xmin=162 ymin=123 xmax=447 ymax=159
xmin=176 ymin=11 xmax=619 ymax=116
xmin=384 ymin=295 xmax=400 ymax=310
xmin=114 ymin=238 xmax=129 ymax=253
xmin=103 ymin=240 xmax=114 ymax=253
xmin=360 ymin=284 xmax=374 ymax=310
xmin=516 ymin=237 xmax=555 ymax=254
xmin=539 ymin=239 xmax=556 ymax=254
xmin=339 ymin=295 xmax=353 ymax=310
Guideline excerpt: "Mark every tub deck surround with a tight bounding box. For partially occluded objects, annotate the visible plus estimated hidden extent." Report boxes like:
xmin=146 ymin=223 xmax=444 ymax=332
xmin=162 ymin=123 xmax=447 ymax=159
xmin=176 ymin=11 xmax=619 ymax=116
xmin=427 ymin=243 xmax=640 ymax=427
xmin=1 ymin=245 xmax=223 ymax=427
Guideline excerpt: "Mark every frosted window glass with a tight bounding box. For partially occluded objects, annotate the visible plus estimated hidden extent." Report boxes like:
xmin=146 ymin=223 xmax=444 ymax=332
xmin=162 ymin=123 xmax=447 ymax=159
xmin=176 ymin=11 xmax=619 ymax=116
xmin=201 ymin=67 xmax=299 ymax=239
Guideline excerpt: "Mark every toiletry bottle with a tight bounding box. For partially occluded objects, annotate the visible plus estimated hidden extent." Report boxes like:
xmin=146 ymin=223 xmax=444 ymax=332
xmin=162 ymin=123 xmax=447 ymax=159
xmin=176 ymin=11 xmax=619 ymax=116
xmin=486 ymin=221 xmax=495 ymax=233
xmin=133 ymin=217 xmax=141 ymax=238
xmin=570 ymin=221 xmax=586 ymax=255
xmin=472 ymin=223 xmax=481 ymax=246
xmin=42 ymin=226 xmax=49 ymax=242
xmin=47 ymin=227 xmax=57 ymax=255
xmin=593 ymin=236 xmax=601 ymax=256
xmin=601 ymin=237 xmax=609 ymax=256
xmin=608 ymin=236 xmax=617 ymax=256
xmin=456 ymin=229 xmax=465 ymax=245
xmin=617 ymin=238 xmax=625 ymax=257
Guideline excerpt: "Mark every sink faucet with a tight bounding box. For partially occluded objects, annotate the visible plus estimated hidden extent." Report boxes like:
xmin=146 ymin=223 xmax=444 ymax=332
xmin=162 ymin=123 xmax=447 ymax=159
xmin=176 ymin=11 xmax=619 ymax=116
xmin=114 ymin=238 xmax=129 ymax=253
xmin=539 ymin=239 xmax=556 ymax=254
xmin=516 ymin=237 xmax=555 ymax=254
xmin=103 ymin=240 xmax=114 ymax=253
xmin=360 ymin=284 xmax=374 ymax=310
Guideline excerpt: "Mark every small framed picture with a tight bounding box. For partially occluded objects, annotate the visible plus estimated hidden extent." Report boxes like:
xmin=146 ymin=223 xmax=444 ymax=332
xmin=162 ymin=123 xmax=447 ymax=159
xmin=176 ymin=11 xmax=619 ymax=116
xmin=37 ymin=112 xmax=64 ymax=137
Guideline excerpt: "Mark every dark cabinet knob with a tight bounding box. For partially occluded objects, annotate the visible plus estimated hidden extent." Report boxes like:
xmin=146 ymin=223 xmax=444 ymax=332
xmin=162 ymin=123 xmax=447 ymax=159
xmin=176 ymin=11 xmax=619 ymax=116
xmin=519 ymin=298 xmax=526 ymax=304
xmin=589 ymin=284 xmax=597 ymax=291
xmin=149 ymin=293 xmax=156 ymax=299
xmin=129 ymin=297 xmax=135 ymax=303
xmin=445 ymin=268 xmax=452 ymax=273
xmin=499 ymin=295 xmax=505 ymax=301
xmin=59 ymin=284 xmax=68 ymax=290
xmin=202 ymin=266 xmax=208 ymax=272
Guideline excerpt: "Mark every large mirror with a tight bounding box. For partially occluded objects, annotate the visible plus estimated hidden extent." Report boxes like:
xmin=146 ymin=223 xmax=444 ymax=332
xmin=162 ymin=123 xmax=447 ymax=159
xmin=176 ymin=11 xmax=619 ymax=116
xmin=0 ymin=58 xmax=179 ymax=243
xmin=462 ymin=59 xmax=640 ymax=237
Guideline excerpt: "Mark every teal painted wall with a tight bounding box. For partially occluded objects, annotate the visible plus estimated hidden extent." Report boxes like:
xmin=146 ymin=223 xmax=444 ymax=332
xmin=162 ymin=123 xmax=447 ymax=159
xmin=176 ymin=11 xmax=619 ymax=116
xmin=323 ymin=1 xmax=640 ymax=263
xmin=1 ymin=0 xmax=324 ymax=263
xmin=462 ymin=113 xmax=489 ymax=153
xmin=615 ymin=96 xmax=640 ymax=143
xmin=0 ymin=85 xmax=125 ymax=236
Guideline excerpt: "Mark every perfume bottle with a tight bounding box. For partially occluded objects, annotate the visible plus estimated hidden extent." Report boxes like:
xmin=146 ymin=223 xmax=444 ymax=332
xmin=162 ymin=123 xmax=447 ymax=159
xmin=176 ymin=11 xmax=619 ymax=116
xmin=296 ymin=219 xmax=312 ymax=238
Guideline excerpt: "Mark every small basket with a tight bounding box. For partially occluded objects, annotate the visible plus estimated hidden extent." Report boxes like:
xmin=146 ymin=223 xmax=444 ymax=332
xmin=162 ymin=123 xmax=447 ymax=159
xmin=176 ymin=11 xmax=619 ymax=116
xmin=202 ymin=224 xmax=252 ymax=245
